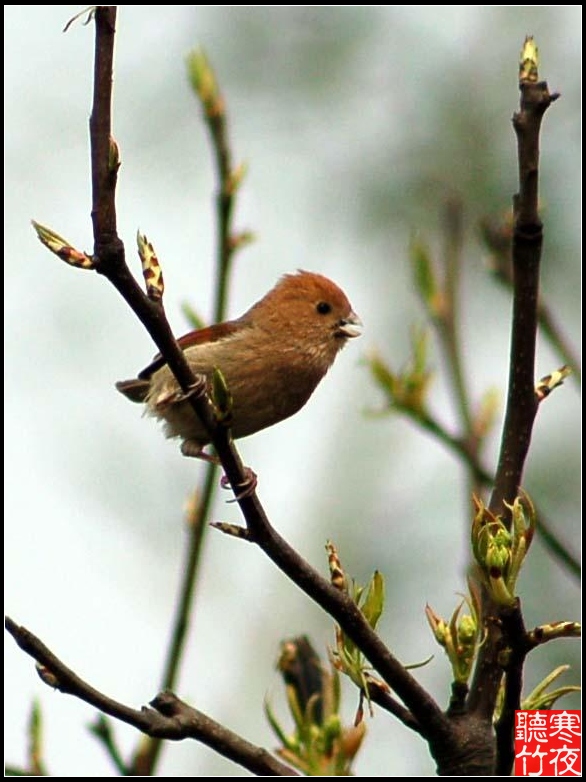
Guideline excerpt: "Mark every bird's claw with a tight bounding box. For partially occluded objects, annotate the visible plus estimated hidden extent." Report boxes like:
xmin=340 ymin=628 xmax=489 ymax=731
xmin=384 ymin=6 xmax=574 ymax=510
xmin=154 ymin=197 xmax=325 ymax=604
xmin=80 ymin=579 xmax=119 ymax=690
xmin=221 ymin=467 xmax=258 ymax=502
xmin=173 ymin=376 xmax=207 ymax=404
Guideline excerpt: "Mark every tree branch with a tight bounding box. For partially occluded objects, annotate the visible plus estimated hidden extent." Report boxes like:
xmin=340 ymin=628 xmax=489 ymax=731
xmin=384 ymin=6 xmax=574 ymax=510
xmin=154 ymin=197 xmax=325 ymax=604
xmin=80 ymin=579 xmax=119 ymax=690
xmin=5 ymin=617 xmax=299 ymax=777
xmin=90 ymin=6 xmax=118 ymax=244
xmin=479 ymin=216 xmax=581 ymax=385
xmin=489 ymin=57 xmax=559 ymax=518
xmin=493 ymin=601 xmax=532 ymax=775
xmin=366 ymin=685 xmax=423 ymax=735
xmin=133 ymin=39 xmax=246 ymax=782
xmin=239 ymin=505 xmax=451 ymax=743
xmin=467 ymin=40 xmax=561 ymax=772
xmin=16 ymin=13 xmax=576 ymax=779
xmin=380 ymin=402 xmax=580 ymax=577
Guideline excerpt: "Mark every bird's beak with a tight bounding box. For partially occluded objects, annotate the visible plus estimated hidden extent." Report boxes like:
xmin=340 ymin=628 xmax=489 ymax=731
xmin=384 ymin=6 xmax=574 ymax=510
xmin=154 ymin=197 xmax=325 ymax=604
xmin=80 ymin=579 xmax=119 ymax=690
xmin=338 ymin=311 xmax=363 ymax=339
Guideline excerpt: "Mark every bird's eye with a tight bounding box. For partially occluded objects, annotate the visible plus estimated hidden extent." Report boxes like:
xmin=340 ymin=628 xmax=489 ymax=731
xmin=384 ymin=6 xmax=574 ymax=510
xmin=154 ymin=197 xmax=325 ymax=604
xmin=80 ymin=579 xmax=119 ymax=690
xmin=316 ymin=301 xmax=332 ymax=315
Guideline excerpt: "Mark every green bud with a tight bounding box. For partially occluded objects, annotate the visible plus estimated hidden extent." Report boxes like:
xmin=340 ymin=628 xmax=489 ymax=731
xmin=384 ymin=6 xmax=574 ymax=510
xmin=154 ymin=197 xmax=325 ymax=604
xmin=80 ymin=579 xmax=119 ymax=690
xmin=211 ymin=367 xmax=233 ymax=424
xmin=411 ymin=237 xmax=440 ymax=314
xmin=136 ymin=230 xmax=164 ymax=301
xmin=458 ymin=614 xmax=477 ymax=645
xmin=425 ymin=604 xmax=449 ymax=646
xmin=108 ymin=137 xmax=121 ymax=174
xmin=360 ymin=570 xmax=385 ymax=631
xmin=32 ymin=220 xmax=94 ymax=270
xmin=226 ymin=162 xmax=248 ymax=196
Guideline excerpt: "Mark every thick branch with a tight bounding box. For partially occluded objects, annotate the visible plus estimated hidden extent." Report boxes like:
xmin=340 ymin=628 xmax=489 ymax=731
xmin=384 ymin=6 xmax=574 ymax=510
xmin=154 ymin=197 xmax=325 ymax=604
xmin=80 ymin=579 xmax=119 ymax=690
xmin=487 ymin=228 xmax=540 ymax=515
xmin=493 ymin=601 xmax=532 ymax=775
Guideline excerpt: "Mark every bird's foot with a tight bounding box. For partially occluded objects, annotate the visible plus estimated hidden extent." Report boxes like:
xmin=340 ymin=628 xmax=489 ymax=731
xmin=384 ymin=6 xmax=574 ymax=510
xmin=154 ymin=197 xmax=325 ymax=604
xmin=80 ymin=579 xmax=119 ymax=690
xmin=180 ymin=440 xmax=219 ymax=463
xmin=181 ymin=440 xmax=257 ymax=500
xmin=221 ymin=467 xmax=258 ymax=501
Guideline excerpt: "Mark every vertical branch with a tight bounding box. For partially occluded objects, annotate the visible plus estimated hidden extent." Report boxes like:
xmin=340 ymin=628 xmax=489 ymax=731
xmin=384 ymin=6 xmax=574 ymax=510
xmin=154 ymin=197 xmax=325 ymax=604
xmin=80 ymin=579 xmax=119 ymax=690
xmin=488 ymin=39 xmax=559 ymax=517
xmin=187 ymin=49 xmax=242 ymax=323
xmin=493 ymin=610 xmax=532 ymax=775
xmin=159 ymin=50 xmax=243 ymax=696
xmin=131 ymin=50 xmax=244 ymax=778
xmin=468 ymin=38 xmax=560 ymax=735
xmin=209 ymin=89 xmax=235 ymax=324
xmin=90 ymin=6 xmax=119 ymax=248
xmin=487 ymin=230 xmax=539 ymax=515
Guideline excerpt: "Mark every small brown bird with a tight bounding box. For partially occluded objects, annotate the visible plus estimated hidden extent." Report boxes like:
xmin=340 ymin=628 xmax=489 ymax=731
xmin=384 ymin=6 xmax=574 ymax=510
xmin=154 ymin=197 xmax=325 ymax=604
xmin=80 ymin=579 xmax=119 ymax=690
xmin=116 ymin=270 xmax=362 ymax=460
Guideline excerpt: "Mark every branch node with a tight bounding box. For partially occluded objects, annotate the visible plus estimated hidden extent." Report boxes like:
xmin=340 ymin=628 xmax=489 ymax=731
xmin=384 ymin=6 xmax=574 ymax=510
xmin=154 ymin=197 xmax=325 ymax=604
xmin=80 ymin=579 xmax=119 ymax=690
xmin=210 ymin=521 xmax=252 ymax=541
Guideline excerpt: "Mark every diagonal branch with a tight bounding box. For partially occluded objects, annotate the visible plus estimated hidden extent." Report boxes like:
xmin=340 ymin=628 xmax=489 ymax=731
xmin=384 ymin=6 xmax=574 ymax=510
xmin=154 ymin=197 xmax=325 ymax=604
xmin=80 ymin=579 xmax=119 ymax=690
xmin=398 ymin=405 xmax=579 ymax=577
xmin=366 ymin=685 xmax=423 ymax=734
xmin=86 ymin=8 xmax=254 ymax=509
xmin=239 ymin=504 xmax=450 ymax=743
xmin=5 ymin=617 xmax=299 ymax=777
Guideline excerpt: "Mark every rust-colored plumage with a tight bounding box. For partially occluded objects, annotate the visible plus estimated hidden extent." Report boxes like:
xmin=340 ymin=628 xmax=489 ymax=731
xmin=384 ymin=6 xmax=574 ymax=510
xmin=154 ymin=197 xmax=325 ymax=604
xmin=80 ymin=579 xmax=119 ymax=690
xmin=116 ymin=271 xmax=362 ymax=458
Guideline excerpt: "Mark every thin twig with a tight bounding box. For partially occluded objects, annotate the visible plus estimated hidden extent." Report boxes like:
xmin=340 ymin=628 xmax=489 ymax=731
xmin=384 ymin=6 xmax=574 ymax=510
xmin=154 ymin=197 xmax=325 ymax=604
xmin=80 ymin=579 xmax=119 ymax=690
xmin=207 ymin=70 xmax=236 ymax=324
xmin=132 ymin=43 xmax=243 ymax=779
xmin=392 ymin=405 xmax=580 ymax=577
xmin=438 ymin=199 xmax=475 ymax=435
xmin=132 ymin=465 xmax=217 ymax=775
xmin=480 ymin=218 xmax=581 ymax=385
xmin=159 ymin=468 xmax=218 ymax=692
xmin=366 ymin=685 xmax=423 ymax=735
xmin=88 ymin=715 xmax=130 ymax=775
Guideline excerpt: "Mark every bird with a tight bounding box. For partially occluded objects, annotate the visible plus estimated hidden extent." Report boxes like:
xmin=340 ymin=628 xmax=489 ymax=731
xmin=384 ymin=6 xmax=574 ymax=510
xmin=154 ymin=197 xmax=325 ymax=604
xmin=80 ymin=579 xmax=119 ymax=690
xmin=116 ymin=270 xmax=362 ymax=462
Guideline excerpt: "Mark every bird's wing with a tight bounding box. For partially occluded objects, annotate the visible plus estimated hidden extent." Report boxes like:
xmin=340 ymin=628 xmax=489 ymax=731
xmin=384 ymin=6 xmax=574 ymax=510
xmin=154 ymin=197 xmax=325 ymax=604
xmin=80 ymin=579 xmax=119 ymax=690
xmin=137 ymin=320 xmax=241 ymax=379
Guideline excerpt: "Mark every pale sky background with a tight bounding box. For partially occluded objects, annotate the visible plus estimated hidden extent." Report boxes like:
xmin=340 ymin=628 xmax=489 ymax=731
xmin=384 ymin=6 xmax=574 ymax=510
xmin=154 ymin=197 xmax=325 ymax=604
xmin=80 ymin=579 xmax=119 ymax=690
xmin=5 ymin=6 xmax=581 ymax=777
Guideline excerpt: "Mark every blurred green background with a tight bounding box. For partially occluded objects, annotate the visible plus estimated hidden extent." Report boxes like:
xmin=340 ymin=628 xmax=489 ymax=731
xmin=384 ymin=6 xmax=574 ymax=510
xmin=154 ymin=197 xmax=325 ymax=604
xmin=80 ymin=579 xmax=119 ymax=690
xmin=5 ymin=6 xmax=581 ymax=776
